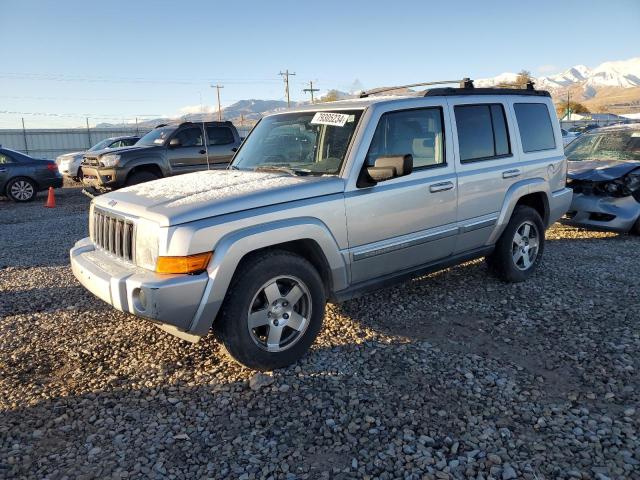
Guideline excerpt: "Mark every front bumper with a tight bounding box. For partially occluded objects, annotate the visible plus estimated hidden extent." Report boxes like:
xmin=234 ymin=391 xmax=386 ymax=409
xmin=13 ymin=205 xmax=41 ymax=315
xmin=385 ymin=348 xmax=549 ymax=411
xmin=561 ymin=193 xmax=640 ymax=232
xmin=81 ymin=166 xmax=120 ymax=189
xmin=70 ymin=237 xmax=209 ymax=340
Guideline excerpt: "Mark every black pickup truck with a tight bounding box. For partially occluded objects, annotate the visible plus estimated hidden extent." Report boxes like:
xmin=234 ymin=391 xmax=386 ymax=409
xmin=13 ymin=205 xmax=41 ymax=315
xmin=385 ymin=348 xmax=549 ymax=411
xmin=81 ymin=121 xmax=242 ymax=192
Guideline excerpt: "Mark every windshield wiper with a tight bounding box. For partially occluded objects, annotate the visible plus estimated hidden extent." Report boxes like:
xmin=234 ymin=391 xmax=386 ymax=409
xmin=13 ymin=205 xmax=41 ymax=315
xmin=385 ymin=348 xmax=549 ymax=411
xmin=254 ymin=165 xmax=313 ymax=176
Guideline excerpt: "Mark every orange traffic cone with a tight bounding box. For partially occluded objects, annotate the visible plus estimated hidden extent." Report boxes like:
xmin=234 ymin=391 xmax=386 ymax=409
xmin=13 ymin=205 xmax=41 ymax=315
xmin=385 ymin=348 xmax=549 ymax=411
xmin=44 ymin=187 xmax=56 ymax=208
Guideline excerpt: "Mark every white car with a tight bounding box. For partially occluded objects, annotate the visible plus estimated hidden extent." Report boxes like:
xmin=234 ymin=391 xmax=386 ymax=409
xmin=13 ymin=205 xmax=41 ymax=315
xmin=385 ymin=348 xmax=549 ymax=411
xmin=55 ymin=136 xmax=139 ymax=180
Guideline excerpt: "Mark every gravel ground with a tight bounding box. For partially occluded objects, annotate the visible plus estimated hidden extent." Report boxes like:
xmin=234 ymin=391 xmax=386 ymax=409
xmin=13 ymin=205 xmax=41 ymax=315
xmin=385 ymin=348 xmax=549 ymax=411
xmin=1 ymin=187 xmax=639 ymax=480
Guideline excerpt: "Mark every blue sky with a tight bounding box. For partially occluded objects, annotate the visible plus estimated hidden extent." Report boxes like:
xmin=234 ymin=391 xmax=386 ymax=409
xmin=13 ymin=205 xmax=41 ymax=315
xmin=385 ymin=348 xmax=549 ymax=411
xmin=1 ymin=0 xmax=639 ymax=128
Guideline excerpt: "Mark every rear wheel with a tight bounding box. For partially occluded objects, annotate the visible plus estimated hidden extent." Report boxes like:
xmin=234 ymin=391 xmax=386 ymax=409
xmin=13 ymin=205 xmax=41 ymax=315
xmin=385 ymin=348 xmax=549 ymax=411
xmin=7 ymin=177 xmax=37 ymax=202
xmin=214 ymin=251 xmax=326 ymax=370
xmin=487 ymin=206 xmax=545 ymax=282
xmin=125 ymin=170 xmax=160 ymax=187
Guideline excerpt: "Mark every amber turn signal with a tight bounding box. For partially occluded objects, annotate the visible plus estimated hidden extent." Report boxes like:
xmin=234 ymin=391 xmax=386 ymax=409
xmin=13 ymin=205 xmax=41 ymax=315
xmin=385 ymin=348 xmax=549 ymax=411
xmin=156 ymin=252 xmax=212 ymax=274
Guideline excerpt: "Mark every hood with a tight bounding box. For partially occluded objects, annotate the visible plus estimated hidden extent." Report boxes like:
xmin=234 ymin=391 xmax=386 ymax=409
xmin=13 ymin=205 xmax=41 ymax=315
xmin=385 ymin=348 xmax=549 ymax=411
xmin=93 ymin=170 xmax=345 ymax=226
xmin=567 ymin=159 xmax=640 ymax=182
xmin=57 ymin=151 xmax=84 ymax=161
xmin=85 ymin=144 xmax=161 ymax=157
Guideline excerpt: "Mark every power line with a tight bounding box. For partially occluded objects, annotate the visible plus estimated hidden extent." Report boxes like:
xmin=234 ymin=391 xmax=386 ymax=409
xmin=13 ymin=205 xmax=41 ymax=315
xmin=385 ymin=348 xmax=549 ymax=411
xmin=279 ymin=70 xmax=296 ymax=108
xmin=0 ymin=72 xmax=282 ymax=86
xmin=303 ymin=80 xmax=320 ymax=104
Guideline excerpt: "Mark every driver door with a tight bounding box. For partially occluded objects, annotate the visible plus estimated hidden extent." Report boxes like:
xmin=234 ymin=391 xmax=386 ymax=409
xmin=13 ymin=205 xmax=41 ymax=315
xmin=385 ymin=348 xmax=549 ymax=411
xmin=345 ymin=103 xmax=458 ymax=284
xmin=166 ymin=126 xmax=207 ymax=174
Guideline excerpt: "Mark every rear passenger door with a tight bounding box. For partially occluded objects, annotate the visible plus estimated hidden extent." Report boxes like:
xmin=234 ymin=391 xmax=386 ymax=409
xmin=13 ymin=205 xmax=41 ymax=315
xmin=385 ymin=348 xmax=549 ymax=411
xmin=345 ymin=103 xmax=458 ymax=284
xmin=205 ymin=126 xmax=237 ymax=168
xmin=448 ymin=98 xmax=520 ymax=253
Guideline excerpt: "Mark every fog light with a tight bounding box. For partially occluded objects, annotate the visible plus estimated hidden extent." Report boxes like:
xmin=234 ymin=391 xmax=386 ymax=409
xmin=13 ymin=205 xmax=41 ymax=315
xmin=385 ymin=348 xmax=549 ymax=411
xmin=133 ymin=288 xmax=147 ymax=312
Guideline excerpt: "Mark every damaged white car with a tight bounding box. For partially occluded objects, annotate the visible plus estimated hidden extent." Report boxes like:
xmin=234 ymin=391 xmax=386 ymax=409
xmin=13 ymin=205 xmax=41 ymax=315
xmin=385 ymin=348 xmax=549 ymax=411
xmin=564 ymin=124 xmax=640 ymax=233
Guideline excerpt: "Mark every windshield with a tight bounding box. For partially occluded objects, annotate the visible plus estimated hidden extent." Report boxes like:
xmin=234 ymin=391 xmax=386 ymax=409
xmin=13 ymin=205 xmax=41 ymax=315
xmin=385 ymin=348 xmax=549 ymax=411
xmin=136 ymin=127 xmax=175 ymax=146
xmin=232 ymin=110 xmax=363 ymax=175
xmin=88 ymin=138 xmax=114 ymax=152
xmin=565 ymin=130 xmax=640 ymax=162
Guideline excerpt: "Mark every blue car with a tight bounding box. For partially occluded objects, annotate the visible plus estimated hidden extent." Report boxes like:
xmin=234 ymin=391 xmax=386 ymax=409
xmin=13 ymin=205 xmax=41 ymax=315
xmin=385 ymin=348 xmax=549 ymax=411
xmin=0 ymin=146 xmax=63 ymax=202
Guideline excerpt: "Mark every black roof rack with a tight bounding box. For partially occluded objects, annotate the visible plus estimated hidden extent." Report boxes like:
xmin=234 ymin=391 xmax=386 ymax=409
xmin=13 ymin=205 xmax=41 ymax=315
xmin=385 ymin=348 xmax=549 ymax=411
xmin=360 ymin=78 xmax=472 ymax=98
xmin=360 ymin=78 xmax=550 ymax=99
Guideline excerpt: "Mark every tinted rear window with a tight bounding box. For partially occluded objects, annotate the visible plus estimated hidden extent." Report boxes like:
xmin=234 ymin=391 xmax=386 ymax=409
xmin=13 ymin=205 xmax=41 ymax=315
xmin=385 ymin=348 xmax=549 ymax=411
xmin=514 ymin=103 xmax=556 ymax=152
xmin=455 ymin=104 xmax=511 ymax=162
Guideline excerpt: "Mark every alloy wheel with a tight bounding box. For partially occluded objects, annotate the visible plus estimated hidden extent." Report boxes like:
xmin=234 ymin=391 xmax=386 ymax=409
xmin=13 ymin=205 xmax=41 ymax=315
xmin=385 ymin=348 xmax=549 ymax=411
xmin=512 ymin=221 xmax=539 ymax=270
xmin=247 ymin=275 xmax=312 ymax=352
xmin=10 ymin=180 xmax=35 ymax=201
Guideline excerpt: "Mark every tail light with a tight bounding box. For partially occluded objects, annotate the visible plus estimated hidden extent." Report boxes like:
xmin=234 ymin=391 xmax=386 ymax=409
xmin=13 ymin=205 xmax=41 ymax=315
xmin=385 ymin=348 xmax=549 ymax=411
xmin=46 ymin=163 xmax=58 ymax=172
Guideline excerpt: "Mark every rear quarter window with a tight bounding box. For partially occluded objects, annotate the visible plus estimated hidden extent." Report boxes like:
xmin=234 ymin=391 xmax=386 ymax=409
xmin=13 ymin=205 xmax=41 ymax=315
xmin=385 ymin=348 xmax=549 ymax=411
xmin=514 ymin=103 xmax=556 ymax=152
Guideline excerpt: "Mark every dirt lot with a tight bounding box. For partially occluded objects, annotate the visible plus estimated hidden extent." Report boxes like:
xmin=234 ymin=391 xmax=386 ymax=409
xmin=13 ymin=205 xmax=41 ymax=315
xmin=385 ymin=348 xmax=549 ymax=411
xmin=0 ymin=187 xmax=639 ymax=480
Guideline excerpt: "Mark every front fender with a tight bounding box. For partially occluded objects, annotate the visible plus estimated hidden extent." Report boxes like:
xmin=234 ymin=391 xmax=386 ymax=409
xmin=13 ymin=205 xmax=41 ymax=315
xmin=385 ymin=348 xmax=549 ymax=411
xmin=119 ymin=155 xmax=170 ymax=177
xmin=486 ymin=178 xmax=550 ymax=245
xmin=187 ymin=217 xmax=347 ymax=336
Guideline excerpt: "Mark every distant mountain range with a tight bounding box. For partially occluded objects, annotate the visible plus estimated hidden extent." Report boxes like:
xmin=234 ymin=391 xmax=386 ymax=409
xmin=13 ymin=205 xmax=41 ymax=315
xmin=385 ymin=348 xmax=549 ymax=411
xmin=476 ymin=57 xmax=640 ymax=114
xmin=95 ymin=57 xmax=640 ymax=129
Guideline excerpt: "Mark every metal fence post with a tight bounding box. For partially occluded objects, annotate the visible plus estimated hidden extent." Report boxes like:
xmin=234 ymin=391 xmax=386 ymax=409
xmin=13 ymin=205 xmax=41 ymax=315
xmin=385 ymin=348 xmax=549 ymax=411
xmin=86 ymin=117 xmax=92 ymax=148
xmin=21 ymin=117 xmax=29 ymax=155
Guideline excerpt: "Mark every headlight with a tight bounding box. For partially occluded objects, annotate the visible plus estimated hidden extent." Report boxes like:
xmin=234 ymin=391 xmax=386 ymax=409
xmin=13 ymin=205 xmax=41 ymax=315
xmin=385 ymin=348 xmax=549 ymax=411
xmin=100 ymin=154 xmax=121 ymax=167
xmin=134 ymin=219 xmax=159 ymax=270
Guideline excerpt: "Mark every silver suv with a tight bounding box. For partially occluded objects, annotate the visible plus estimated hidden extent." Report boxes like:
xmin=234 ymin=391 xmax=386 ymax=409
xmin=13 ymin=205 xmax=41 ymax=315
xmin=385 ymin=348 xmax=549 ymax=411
xmin=70 ymin=81 xmax=572 ymax=370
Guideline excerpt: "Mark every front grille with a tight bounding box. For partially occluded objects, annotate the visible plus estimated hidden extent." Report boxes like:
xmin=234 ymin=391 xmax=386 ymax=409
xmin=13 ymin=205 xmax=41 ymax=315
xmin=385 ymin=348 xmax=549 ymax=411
xmin=83 ymin=156 xmax=100 ymax=166
xmin=93 ymin=209 xmax=134 ymax=261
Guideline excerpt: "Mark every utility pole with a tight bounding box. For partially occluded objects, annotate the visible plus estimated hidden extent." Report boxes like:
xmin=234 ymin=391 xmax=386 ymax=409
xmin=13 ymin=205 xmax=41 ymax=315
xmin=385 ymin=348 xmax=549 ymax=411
xmin=279 ymin=70 xmax=296 ymax=108
xmin=303 ymin=80 xmax=320 ymax=104
xmin=211 ymin=84 xmax=224 ymax=121
xmin=566 ymin=90 xmax=571 ymax=120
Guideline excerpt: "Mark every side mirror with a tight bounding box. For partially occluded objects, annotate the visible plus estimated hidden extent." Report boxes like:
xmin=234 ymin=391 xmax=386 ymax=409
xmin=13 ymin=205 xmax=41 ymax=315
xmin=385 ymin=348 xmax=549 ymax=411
xmin=366 ymin=154 xmax=413 ymax=183
xmin=168 ymin=138 xmax=181 ymax=148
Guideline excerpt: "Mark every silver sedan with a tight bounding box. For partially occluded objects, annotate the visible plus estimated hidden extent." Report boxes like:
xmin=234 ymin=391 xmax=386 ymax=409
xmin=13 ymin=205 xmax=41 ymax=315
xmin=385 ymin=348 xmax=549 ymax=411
xmin=563 ymin=124 xmax=640 ymax=233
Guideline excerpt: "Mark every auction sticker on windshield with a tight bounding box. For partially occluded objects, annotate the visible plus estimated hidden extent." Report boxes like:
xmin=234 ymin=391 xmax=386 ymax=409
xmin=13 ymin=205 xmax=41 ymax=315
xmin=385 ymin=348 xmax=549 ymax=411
xmin=310 ymin=112 xmax=350 ymax=127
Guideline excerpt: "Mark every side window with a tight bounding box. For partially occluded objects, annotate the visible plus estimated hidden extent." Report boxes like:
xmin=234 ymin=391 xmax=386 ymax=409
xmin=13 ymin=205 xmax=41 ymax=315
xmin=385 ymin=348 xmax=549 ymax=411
xmin=123 ymin=138 xmax=138 ymax=146
xmin=207 ymin=126 xmax=235 ymax=146
xmin=514 ymin=103 xmax=556 ymax=152
xmin=367 ymin=107 xmax=445 ymax=169
xmin=174 ymin=127 xmax=203 ymax=147
xmin=455 ymin=104 xmax=511 ymax=162
xmin=109 ymin=140 xmax=123 ymax=148
xmin=0 ymin=153 xmax=14 ymax=164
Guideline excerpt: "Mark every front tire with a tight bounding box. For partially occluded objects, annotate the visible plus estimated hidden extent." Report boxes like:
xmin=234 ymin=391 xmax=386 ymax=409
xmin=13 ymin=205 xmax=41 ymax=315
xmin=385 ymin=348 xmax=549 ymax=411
xmin=487 ymin=206 xmax=545 ymax=282
xmin=7 ymin=177 xmax=37 ymax=202
xmin=214 ymin=251 xmax=326 ymax=370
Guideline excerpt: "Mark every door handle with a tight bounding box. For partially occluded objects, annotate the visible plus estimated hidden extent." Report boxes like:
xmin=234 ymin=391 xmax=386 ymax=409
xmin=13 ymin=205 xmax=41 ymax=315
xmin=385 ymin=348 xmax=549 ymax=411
xmin=429 ymin=181 xmax=454 ymax=193
xmin=199 ymin=149 xmax=206 ymax=155
xmin=502 ymin=169 xmax=521 ymax=179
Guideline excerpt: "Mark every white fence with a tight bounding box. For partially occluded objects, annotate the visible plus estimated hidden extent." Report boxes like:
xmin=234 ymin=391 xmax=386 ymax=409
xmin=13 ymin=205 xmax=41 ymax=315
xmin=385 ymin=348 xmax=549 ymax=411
xmin=0 ymin=125 xmax=253 ymax=160
xmin=0 ymin=128 xmax=150 ymax=160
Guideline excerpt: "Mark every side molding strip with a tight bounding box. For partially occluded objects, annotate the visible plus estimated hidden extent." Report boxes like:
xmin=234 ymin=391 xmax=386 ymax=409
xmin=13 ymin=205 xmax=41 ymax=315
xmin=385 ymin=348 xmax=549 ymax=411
xmin=352 ymin=226 xmax=459 ymax=261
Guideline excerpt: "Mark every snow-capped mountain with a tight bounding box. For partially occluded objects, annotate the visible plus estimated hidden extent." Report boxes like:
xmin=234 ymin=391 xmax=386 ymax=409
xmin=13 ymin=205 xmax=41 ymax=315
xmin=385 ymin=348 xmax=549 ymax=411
xmin=477 ymin=57 xmax=640 ymax=95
